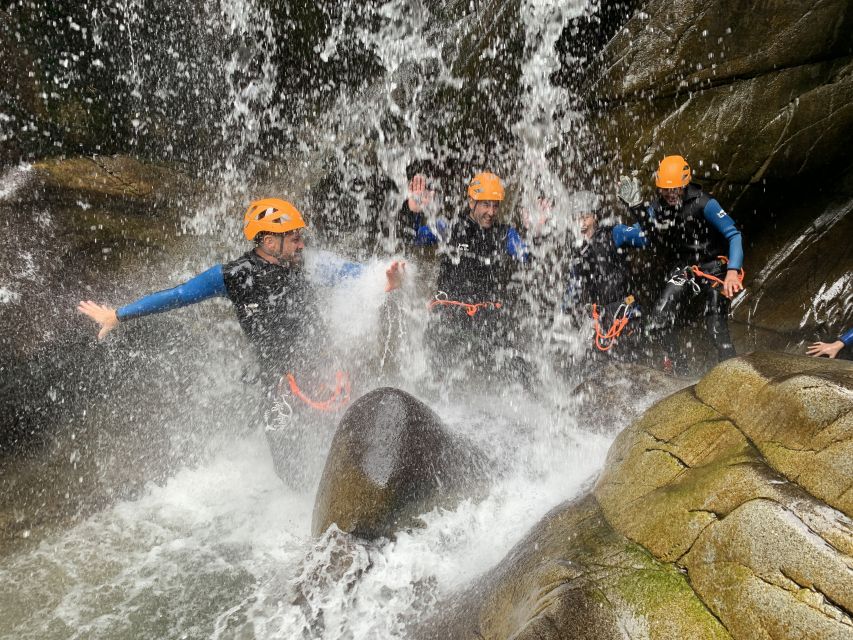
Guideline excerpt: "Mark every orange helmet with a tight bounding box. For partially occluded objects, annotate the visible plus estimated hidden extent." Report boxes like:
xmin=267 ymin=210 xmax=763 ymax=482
xmin=655 ymin=155 xmax=691 ymax=188
xmin=467 ymin=172 xmax=505 ymax=201
xmin=243 ymin=198 xmax=306 ymax=241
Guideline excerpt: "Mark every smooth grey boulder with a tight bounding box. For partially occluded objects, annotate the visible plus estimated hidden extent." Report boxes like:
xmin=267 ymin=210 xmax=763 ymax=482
xmin=312 ymin=387 xmax=487 ymax=540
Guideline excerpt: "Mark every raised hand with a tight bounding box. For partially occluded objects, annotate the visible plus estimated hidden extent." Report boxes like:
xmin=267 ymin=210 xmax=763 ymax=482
xmin=77 ymin=300 xmax=119 ymax=339
xmin=617 ymin=175 xmax=643 ymax=208
xmin=407 ymin=174 xmax=434 ymax=213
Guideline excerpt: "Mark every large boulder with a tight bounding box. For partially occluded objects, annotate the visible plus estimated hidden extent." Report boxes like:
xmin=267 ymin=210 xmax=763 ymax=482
xmin=312 ymin=387 xmax=488 ymax=540
xmin=419 ymin=494 xmax=730 ymax=640
xmin=422 ymin=352 xmax=852 ymax=639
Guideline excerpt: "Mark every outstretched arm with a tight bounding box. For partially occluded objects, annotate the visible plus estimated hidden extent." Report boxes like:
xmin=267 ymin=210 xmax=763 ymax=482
xmin=807 ymin=340 xmax=845 ymax=358
xmin=77 ymin=265 xmax=227 ymax=339
xmin=612 ymin=222 xmax=648 ymax=248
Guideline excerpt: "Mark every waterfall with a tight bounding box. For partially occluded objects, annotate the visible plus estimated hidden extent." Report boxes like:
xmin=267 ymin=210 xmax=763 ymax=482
xmin=0 ymin=3 xmax=638 ymax=639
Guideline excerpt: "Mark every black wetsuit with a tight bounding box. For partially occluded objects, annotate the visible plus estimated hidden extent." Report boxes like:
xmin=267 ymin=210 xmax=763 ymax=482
xmin=222 ymin=250 xmax=327 ymax=385
xmin=427 ymin=214 xmax=529 ymax=386
xmin=632 ymin=184 xmax=744 ymax=362
xmin=568 ymin=224 xmax=631 ymax=308
xmin=563 ymin=224 xmax=639 ymax=360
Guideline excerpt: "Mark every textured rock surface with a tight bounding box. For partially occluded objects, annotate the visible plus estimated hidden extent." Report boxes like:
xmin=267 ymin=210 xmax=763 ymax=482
xmin=313 ymin=387 xmax=487 ymax=539
xmin=586 ymin=0 xmax=853 ymax=186
xmin=422 ymin=353 xmax=852 ymax=639
xmin=420 ymin=495 xmax=730 ymax=640
xmin=595 ymin=352 xmax=853 ymax=638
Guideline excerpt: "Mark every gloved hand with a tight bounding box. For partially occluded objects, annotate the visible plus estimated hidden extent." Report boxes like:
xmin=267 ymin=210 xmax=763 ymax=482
xmin=617 ymin=175 xmax=643 ymax=208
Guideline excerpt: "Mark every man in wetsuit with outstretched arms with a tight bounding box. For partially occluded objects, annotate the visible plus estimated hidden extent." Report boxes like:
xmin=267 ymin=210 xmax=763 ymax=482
xmin=79 ymin=197 xmax=404 ymax=485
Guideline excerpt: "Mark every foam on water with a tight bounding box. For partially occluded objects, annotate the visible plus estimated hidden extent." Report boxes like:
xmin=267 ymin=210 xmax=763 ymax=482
xmin=0 ymin=391 xmax=612 ymax=640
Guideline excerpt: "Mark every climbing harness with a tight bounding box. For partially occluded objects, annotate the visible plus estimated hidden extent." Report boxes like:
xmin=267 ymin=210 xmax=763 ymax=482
xmin=689 ymin=256 xmax=745 ymax=295
xmin=277 ymin=370 xmax=352 ymax=413
xmin=592 ymin=295 xmax=637 ymax=352
xmin=428 ymin=291 xmax=503 ymax=317
xmin=666 ymin=257 xmax=745 ymax=297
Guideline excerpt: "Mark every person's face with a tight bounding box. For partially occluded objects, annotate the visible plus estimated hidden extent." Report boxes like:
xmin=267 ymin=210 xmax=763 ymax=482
xmin=658 ymin=187 xmax=685 ymax=208
xmin=578 ymin=212 xmax=596 ymax=239
xmin=263 ymin=229 xmax=305 ymax=265
xmin=468 ymin=198 xmax=500 ymax=229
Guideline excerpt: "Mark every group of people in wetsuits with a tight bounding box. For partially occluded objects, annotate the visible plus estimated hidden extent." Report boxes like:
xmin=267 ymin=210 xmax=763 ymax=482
xmin=77 ymin=154 xmax=851 ymax=485
xmin=390 ymin=155 xmax=744 ymax=379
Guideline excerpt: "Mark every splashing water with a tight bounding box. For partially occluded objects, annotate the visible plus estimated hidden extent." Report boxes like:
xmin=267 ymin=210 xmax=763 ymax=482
xmin=0 ymin=1 xmax=656 ymax=638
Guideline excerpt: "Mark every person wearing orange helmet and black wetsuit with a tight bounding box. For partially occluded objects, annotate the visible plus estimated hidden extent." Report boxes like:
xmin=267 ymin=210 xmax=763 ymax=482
xmin=425 ymin=172 xmax=531 ymax=388
xmin=618 ymin=155 xmax=745 ymax=373
xmin=79 ymin=198 xmax=404 ymax=487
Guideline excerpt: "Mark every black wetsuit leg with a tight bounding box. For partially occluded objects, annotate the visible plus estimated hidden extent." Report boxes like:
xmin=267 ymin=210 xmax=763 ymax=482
xmin=703 ymin=282 xmax=736 ymax=362
xmin=647 ymin=278 xmax=692 ymax=357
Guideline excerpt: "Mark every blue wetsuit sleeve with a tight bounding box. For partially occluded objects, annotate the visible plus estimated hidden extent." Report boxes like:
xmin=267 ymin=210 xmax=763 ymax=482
xmin=703 ymin=199 xmax=744 ymax=270
xmin=436 ymin=218 xmax=449 ymax=242
xmin=506 ymin=227 xmax=529 ymax=262
xmin=414 ymin=218 xmax=450 ymax=246
xmin=840 ymin=327 xmax=853 ymax=347
xmin=314 ymin=259 xmax=364 ymax=286
xmin=415 ymin=225 xmax=439 ymax=246
xmin=116 ymin=265 xmax=227 ymax=321
xmin=612 ymin=223 xmax=648 ymax=248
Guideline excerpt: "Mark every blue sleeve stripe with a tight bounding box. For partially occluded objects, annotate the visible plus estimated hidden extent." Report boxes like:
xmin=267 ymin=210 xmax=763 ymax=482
xmin=612 ymin=223 xmax=648 ymax=248
xmin=117 ymin=264 xmax=226 ymax=321
xmin=841 ymin=327 xmax=853 ymax=347
xmin=703 ymin=199 xmax=743 ymax=270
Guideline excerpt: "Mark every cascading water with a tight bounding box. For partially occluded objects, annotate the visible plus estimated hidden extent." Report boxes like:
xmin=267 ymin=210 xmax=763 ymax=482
xmin=0 ymin=2 xmax=666 ymax=639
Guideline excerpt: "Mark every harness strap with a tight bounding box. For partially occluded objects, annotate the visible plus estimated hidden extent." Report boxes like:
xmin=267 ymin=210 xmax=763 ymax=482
xmin=690 ymin=256 xmax=745 ymax=291
xmin=284 ymin=370 xmax=351 ymax=412
xmin=428 ymin=298 xmax=503 ymax=317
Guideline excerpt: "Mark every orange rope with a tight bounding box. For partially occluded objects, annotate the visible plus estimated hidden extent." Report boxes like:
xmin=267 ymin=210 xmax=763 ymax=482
xmin=690 ymin=256 xmax=745 ymax=294
xmin=428 ymin=298 xmax=503 ymax=317
xmin=285 ymin=370 xmax=351 ymax=412
xmin=591 ymin=295 xmax=635 ymax=352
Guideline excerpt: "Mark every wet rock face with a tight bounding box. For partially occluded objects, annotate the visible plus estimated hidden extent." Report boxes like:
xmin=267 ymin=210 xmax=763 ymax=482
xmin=580 ymin=0 xmax=853 ymax=348
xmin=423 ymin=353 xmax=852 ymax=639
xmin=586 ymin=0 xmax=853 ymax=185
xmin=595 ymin=352 xmax=853 ymax=638
xmin=312 ymin=387 xmax=487 ymax=540
xmin=419 ymin=495 xmax=729 ymax=640
xmin=0 ymin=155 xmax=256 ymax=554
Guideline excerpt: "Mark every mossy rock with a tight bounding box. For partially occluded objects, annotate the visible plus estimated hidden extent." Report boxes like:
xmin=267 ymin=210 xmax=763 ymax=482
xmin=695 ymin=352 xmax=853 ymax=515
xmin=419 ymin=495 xmax=730 ymax=640
xmin=592 ymin=353 xmax=853 ymax=638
